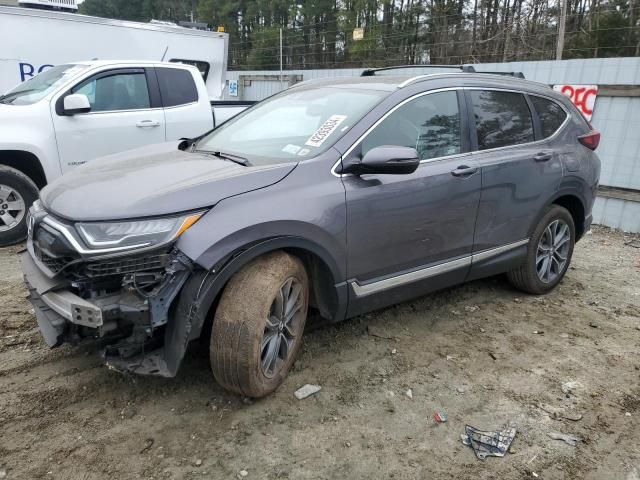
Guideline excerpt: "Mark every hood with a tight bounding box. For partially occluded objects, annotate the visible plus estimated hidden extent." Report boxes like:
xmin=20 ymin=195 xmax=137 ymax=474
xmin=41 ymin=142 xmax=297 ymax=221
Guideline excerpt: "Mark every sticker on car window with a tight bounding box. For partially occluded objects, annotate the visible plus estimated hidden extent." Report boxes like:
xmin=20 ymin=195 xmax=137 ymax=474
xmin=282 ymin=144 xmax=301 ymax=155
xmin=305 ymin=115 xmax=347 ymax=148
xmin=297 ymin=148 xmax=311 ymax=156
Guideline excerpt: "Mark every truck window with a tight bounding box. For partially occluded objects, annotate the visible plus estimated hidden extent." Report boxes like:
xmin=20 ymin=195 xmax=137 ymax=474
xmin=156 ymin=67 xmax=198 ymax=108
xmin=72 ymin=72 xmax=151 ymax=112
xmin=169 ymin=59 xmax=210 ymax=80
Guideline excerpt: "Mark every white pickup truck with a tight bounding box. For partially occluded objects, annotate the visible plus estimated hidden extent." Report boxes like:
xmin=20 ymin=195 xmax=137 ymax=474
xmin=0 ymin=60 xmax=253 ymax=245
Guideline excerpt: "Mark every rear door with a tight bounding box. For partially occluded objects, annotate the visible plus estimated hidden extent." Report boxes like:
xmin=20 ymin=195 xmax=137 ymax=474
xmin=343 ymin=89 xmax=482 ymax=316
xmin=467 ymin=89 xmax=564 ymax=255
xmin=155 ymin=66 xmax=214 ymax=139
xmin=52 ymin=68 xmax=165 ymax=173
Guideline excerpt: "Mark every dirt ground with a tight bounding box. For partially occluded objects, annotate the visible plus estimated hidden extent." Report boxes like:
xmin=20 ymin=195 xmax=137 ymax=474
xmin=1 ymin=227 xmax=640 ymax=480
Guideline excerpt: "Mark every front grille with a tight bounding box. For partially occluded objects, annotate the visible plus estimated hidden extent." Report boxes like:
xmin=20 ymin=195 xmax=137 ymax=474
xmin=36 ymin=248 xmax=75 ymax=273
xmin=83 ymin=253 xmax=170 ymax=278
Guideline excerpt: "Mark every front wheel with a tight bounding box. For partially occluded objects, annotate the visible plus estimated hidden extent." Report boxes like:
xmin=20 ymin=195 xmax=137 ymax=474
xmin=0 ymin=166 xmax=39 ymax=247
xmin=507 ymin=205 xmax=575 ymax=294
xmin=210 ymin=251 xmax=309 ymax=398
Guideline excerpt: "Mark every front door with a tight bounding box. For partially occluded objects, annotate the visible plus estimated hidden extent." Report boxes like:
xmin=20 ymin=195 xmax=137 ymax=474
xmin=342 ymin=89 xmax=482 ymax=316
xmin=51 ymin=68 xmax=165 ymax=172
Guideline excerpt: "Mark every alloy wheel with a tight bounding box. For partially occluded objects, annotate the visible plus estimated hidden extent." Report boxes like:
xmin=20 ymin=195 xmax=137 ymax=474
xmin=0 ymin=185 xmax=26 ymax=233
xmin=261 ymin=277 xmax=305 ymax=377
xmin=536 ymin=219 xmax=571 ymax=283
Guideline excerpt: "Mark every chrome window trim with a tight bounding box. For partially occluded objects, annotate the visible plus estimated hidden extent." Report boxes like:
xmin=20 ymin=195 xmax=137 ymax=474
xmin=350 ymin=238 xmax=529 ymax=297
xmin=465 ymin=87 xmax=571 ymax=156
xmin=397 ymin=74 xmax=441 ymax=88
xmin=331 ymin=86 xmax=571 ymax=177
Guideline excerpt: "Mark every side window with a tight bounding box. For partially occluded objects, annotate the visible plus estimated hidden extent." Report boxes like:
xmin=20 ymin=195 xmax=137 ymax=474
xmin=470 ymin=90 xmax=534 ymax=150
xmin=169 ymin=59 xmax=210 ymax=81
xmin=362 ymin=91 xmax=461 ymax=161
xmin=156 ymin=67 xmax=199 ymax=107
xmin=530 ymin=96 xmax=567 ymax=138
xmin=72 ymin=72 xmax=151 ymax=112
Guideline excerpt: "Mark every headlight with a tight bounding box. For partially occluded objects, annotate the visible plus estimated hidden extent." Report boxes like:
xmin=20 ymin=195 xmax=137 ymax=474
xmin=76 ymin=212 xmax=204 ymax=250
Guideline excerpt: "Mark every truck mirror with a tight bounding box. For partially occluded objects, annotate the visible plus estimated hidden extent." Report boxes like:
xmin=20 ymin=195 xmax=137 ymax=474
xmin=63 ymin=94 xmax=91 ymax=115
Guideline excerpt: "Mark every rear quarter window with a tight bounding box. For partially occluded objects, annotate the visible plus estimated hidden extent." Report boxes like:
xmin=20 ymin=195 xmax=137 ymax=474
xmin=156 ymin=67 xmax=198 ymax=107
xmin=530 ymin=96 xmax=568 ymax=138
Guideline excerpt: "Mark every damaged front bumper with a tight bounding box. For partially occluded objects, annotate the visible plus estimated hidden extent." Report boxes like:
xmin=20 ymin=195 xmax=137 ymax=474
xmin=20 ymin=233 xmax=196 ymax=377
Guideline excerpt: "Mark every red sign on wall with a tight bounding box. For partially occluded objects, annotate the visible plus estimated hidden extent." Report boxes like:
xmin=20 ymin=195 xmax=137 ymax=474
xmin=553 ymin=84 xmax=598 ymax=121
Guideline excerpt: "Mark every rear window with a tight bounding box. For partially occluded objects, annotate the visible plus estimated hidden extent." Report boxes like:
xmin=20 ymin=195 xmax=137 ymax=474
xmin=530 ymin=95 xmax=567 ymax=138
xmin=156 ymin=67 xmax=198 ymax=107
xmin=470 ymin=90 xmax=534 ymax=150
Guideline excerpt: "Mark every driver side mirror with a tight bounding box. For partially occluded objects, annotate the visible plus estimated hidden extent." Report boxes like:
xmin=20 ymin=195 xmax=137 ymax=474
xmin=63 ymin=94 xmax=91 ymax=115
xmin=342 ymin=146 xmax=420 ymax=175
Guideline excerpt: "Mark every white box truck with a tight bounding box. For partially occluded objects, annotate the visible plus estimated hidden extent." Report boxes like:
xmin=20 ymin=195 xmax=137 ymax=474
xmin=0 ymin=3 xmax=254 ymax=245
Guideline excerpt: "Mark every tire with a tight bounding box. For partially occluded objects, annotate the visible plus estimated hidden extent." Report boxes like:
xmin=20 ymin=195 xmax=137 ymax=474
xmin=210 ymin=251 xmax=309 ymax=398
xmin=508 ymin=205 xmax=575 ymax=295
xmin=0 ymin=166 xmax=39 ymax=247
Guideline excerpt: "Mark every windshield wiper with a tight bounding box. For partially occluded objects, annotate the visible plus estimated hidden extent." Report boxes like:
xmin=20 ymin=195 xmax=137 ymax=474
xmin=201 ymin=150 xmax=251 ymax=167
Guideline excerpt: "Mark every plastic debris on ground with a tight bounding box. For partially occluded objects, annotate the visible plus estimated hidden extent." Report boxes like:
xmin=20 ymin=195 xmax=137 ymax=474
xmin=434 ymin=411 xmax=447 ymax=423
xmin=461 ymin=424 xmax=517 ymax=460
xmin=294 ymin=384 xmax=321 ymax=400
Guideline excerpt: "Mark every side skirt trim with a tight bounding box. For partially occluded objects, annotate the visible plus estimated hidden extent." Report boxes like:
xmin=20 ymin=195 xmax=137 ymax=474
xmin=350 ymin=238 xmax=529 ymax=298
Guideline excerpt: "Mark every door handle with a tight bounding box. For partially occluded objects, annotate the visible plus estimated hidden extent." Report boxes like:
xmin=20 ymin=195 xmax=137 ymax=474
xmin=451 ymin=165 xmax=479 ymax=177
xmin=136 ymin=120 xmax=161 ymax=128
xmin=533 ymin=151 xmax=553 ymax=162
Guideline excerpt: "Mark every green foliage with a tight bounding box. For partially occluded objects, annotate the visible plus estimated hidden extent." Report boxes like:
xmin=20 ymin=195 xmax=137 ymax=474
xmin=79 ymin=0 xmax=639 ymax=68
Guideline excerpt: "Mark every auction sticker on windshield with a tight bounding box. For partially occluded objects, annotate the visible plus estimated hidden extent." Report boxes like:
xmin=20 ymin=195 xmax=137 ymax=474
xmin=305 ymin=115 xmax=347 ymax=148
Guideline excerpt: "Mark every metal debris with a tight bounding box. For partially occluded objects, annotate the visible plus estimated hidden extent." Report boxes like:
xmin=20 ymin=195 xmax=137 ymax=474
xmin=461 ymin=425 xmax=517 ymax=460
xmin=547 ymin=431 xmax=581 ymax=446
xmin=294 ymin=384 xmax=321 ymax=400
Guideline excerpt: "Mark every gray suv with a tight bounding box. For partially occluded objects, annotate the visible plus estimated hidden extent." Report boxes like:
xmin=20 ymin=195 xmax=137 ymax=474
xmin=20 ymin=70 xmax=601 ymax=397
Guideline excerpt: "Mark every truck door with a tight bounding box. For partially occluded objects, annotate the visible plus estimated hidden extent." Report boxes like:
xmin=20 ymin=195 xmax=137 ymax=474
xmin=51 ymin=68 xmax=165 ymax=172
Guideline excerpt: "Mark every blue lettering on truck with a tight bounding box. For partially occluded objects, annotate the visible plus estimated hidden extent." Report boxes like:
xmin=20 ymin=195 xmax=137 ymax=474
xmin=19 ymin=62 xmax=54 ymax=81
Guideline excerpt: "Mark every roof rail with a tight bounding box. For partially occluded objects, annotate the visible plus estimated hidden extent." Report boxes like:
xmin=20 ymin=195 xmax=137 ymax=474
xmin=472 ymin=71 xmax=526 ymax=79
xmin=361 ymin=65 xmax=476 ymax=76
xmin=360 ymin=65 xmax=525 ymax=79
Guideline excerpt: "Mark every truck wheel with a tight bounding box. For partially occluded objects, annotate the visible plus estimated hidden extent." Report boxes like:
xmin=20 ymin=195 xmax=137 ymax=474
xmin=0 ymin=166 xmax=39 ymax=247
xmin=507 ymin=205 xmax=575 ymax=295
xmin=210 ymin=251 xmax=309 ymax=398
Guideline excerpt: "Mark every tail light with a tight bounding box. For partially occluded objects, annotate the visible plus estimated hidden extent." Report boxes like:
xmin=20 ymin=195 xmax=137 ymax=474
xmin=578 ymin=130 xmax=600 ymax=150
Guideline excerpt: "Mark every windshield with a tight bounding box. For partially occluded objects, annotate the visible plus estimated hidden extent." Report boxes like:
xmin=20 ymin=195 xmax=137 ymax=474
xmin=196 ymin=86 xmax=388 ymax=165
xmin=0 ymin=64 xmax=89 ymax=105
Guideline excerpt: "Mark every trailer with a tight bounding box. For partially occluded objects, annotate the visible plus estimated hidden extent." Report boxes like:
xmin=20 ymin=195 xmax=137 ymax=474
xmin=0 ymin=3 xmax=230 ymax=100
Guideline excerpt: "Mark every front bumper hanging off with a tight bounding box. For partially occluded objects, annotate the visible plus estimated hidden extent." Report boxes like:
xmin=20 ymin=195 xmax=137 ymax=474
xmin=20 ymin=244 xmax=195 ymax=377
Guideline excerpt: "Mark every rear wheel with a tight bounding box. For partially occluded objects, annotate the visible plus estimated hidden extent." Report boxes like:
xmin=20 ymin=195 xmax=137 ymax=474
xmin=507 ymin=205 xmax=575 ymax=294
xmin=0 ymin=166 xmax=39 ymax=247
xmin=210 ymin=251 xmax=309 ymax=398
